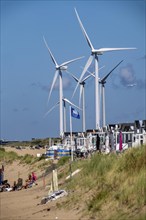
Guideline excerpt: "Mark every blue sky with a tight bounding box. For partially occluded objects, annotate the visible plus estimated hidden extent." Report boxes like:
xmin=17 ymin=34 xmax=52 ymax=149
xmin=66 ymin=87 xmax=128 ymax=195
xmin=1 ymin=0 xmax=145 ymax=141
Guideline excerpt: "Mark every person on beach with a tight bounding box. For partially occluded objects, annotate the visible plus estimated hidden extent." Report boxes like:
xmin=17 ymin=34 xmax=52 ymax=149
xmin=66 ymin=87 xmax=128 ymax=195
xmin=31 ymin=172 xmax=37 ymax=182
xmin=13 ymin=181 xmax=17 ymax=191
xmin=0 ymin=169 xmax=2 ymax=185
xmin=96 ymin=134 xmax=100 ymax=152
xmin=0 ymin=165 xmax=4 ymax=185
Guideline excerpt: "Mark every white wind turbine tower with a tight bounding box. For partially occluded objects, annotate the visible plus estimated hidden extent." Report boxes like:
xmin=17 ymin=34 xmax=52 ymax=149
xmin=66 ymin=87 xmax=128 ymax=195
xmin=99 ymin=60 xmax=123 ymax=127
xmin=43 ymin=36 xmax=83 ymax=138
xmin=66 ymin=70 xmax=92 ymax=132
xmin=73 ymin=8 xmax=136 ymax=129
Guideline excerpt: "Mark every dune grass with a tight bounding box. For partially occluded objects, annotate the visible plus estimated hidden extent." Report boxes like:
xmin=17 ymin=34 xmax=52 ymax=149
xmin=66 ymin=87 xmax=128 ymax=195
xmin=58 ymin=145 xmax=146 ymax=220
xmin=0 ymin=147 xmax=20 ymax=163
xmin=0 ymin=147 xmax=47 ymax=165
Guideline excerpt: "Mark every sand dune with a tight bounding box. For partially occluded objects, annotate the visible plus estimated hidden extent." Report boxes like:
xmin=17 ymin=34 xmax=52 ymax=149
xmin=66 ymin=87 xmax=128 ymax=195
xmin=1 ymin=148 xmax=81 ymax=220
xmin=5 ymin=146 xmax=46 ymax=157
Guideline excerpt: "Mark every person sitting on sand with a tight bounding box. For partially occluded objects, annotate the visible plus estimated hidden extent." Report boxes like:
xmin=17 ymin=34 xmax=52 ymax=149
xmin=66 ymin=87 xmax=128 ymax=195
xmin=0 ymin=180 xmax=11 ymax=192
xmin=12 ymin=181 xmax=17 ymax=191
xmin=31 ymin=172 xmax=37 ymax=183
xmin=24 ymin=174 xmax=33 ymax=189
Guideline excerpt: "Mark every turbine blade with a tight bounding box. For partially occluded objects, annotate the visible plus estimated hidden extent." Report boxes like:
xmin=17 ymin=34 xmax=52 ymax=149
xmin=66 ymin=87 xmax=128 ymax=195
xmin=74 ymin=8 xmax=94 ymax=50
xmin=66 ymin=70 xmax=79 ymax=83
xmin=44 ymin=101 xmax=59 ymax=117
xmin=101 ymin=60 xmax=123 ymax=83
xmin=72 ymin=55 xmax=93 ymax=98
xmin=63 ymin=98 xmax=82 ymax=110
xmin=82 ymin=73 xmax=93 ymax=82
xmin=99 ymin=65 xmax=105 ymax=71
xmin=90 ymin=73 xmax=95 ymax=78
xmin=43 ymin=36 xmax=58 ymax=66
xmin=97 ymin=47 xmax=137 ymax=53
xmin=48 ymin=70 xmax=58 ymax=103
xmin=60 ymin=56 xmax=84 ymax=67
xmin=79 ymin=85 xmax=83 ymax=107
xmin=80 ymin=55 xmax=94 ymax=80
xmin=82 ymin=65 xmax=105 ymax=76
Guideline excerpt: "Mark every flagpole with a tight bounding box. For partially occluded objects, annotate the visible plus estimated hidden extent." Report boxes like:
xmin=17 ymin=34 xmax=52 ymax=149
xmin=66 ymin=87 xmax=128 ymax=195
xmin=70 ymin=106 xmax=73 ymax=161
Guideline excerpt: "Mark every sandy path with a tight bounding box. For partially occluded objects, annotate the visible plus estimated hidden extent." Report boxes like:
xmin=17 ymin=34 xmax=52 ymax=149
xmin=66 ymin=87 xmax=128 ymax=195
xmin=0 ymin=157 xmax=81 ymax=220
xmin=1 ymin=187 xmax=80 ymax=220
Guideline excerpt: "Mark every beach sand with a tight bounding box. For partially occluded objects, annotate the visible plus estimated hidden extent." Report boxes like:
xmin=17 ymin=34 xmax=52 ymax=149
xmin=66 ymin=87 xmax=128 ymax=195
xmin=0 ymin=147 xmax=82 ymax=220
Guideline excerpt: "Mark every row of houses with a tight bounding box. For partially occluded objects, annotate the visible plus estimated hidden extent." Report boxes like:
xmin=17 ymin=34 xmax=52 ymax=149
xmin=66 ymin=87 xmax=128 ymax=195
xmin=46 ymin=120 xmax=146 ymax=157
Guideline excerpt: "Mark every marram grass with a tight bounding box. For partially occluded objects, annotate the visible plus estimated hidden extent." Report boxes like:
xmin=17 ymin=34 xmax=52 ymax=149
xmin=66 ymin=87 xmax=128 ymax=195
xmin=62 ymin=145 xmax=146 ymax=219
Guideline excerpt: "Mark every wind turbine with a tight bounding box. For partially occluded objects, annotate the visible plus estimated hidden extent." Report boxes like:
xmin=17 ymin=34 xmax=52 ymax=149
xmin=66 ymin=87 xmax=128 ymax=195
xmin=73 ymin=8 xmax=136 ymax=129
xmin=86 ymin=60 xmax=123 ymax=127
xmin=43 ymin=36 xmax=83 ymax=138
xmin=44 ymin=97 xmax=81 ymax=133
xmin=99 ymin=60 xmax=124 ymax=127
xmin=66 ymin=70 xmax=92 ymax=132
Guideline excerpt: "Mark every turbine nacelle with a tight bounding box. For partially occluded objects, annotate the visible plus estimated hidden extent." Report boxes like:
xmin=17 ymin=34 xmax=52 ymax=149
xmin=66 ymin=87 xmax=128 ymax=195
xmin=91 ymin=49 xmax=103 ymax=55
xmin=96 ymin=51 xmax=104 ymax=55
xmin=59 ymin=65 xmax=68 ymax=70
xmin=56 ymin=65 xmax=68 ymax=70
xmin=99 ymin=80 xmax=106 ymax=84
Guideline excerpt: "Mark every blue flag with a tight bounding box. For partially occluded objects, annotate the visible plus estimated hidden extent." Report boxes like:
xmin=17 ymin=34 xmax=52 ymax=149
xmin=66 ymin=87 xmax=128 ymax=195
xmin=71 ymin=107 xmax=80 ymax=119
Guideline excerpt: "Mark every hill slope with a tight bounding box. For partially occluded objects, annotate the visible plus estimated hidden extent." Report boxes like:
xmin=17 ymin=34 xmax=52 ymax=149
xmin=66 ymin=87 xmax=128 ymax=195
xmin=58 ymin=145 xmax=146 ymax=220
xmin=0 ymin=145 xmax=146 ymax=220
